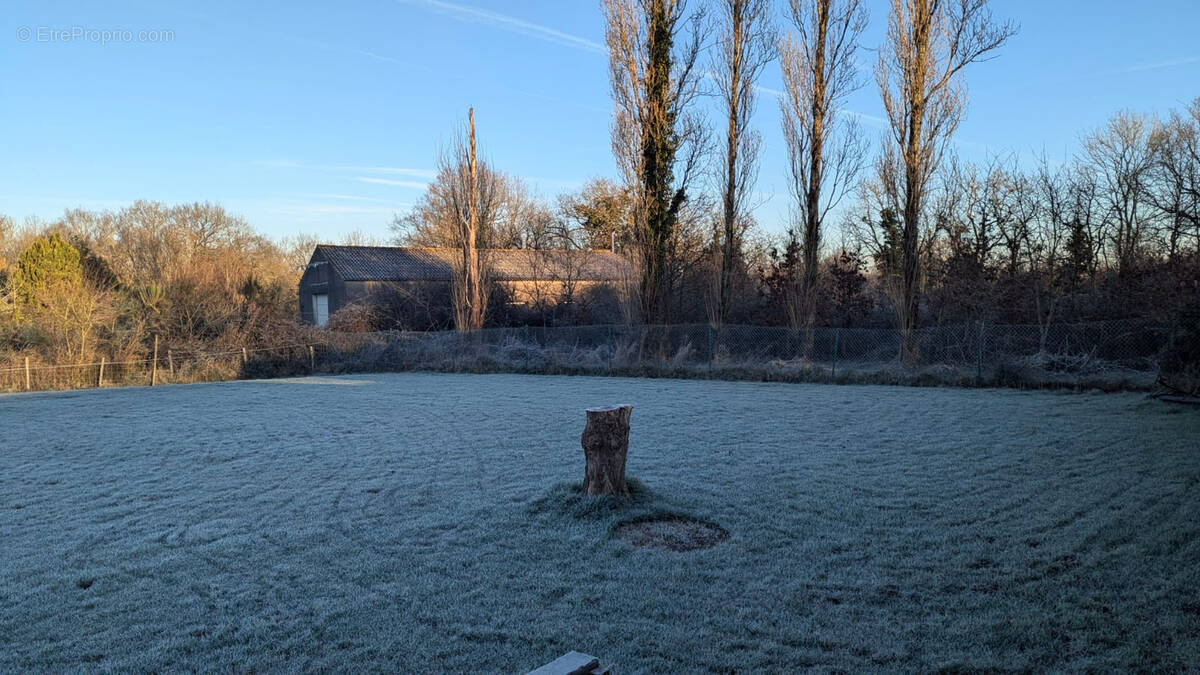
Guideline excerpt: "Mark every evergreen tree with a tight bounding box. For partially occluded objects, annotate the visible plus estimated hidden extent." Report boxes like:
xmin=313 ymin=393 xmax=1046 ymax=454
xmin=10 ymin=233 xmax=84 ymax=317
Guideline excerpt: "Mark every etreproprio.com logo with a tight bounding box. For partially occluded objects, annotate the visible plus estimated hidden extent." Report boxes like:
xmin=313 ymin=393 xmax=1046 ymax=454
xmin=16 ymin=25 xmax=175 ymax=45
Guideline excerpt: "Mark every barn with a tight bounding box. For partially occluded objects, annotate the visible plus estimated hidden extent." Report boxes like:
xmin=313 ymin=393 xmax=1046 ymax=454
xmin=298 ymin=245 xmax=631 ymax=328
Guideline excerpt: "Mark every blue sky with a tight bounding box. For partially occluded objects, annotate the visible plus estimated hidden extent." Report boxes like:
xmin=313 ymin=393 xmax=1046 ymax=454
xmin=2 ymin=0 xmax=1197 ymax=243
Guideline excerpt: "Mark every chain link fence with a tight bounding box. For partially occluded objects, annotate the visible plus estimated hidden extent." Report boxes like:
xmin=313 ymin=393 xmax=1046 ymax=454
xmin=0 ymin=320 xmax=1172 ymax=394
xmin=324 ymin=319 xmax=1168 ymax=390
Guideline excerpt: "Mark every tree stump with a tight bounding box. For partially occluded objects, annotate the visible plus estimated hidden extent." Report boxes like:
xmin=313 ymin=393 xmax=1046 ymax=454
xmin=581 ymin=405 xmax=633 ymax=497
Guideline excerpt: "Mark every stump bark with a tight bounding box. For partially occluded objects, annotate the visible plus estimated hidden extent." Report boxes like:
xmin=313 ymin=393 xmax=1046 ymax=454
xmin=581 ymin=405 xmax=633 ymax=497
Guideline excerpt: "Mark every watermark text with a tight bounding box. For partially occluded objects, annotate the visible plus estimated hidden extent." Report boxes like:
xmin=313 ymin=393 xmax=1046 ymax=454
xmin=16 ymin=25 xmax=175 ymax=45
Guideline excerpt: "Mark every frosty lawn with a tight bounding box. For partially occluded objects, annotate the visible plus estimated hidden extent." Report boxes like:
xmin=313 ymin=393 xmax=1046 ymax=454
xmin=1 ymin=373 xmax=1198 ymax=671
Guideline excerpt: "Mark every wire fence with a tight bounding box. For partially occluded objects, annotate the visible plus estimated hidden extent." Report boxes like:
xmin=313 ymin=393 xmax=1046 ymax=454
xmin=0 ymin=319 xmax=1174 ymax=394
xmin=0 ymin=343 xmax=319 ymax=393
xmin=334 ymin=319 xmax=1167 ymax=389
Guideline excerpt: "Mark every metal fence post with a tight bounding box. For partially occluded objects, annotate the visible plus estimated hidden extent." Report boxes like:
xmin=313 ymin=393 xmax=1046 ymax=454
xmin=976 ymin=321 xmax=985 ymax=383
xmin=609 ymin=324 xmax=615 ymax=373
xmin=832 ymin=327 xmax=840 ymax=378
xmin=523 ymin=326 xmax=531 ymax=370
xmin=706 ymin=324 xmax=714 ymax=369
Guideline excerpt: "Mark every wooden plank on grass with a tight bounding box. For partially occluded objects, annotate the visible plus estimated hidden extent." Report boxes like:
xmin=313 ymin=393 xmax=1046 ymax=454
xmin=526 ymin=651 xmax=601 ymax=675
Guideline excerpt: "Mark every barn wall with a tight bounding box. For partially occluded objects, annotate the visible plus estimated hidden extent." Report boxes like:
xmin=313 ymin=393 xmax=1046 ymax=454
xmin=299 ymin=245 xmax=627 ymax=328
xmin=329 ymin=280 xmax=454 ymax=330
xmin=342 ymin=280 xmax=371 ymax=307
xmin=498 ymin=280 xmax=626 ymax=324
xmin=503 ymin=280 xmax=618 ymax=305
xmin=298 ymin=249 xmax=330 ymax=324
xmin=298 ymin=248 xmax=351 ymax=325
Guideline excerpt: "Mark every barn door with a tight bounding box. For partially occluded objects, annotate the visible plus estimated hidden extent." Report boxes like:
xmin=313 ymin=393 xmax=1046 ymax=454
xmin=312 ymin=294 xmax=329 ymax=327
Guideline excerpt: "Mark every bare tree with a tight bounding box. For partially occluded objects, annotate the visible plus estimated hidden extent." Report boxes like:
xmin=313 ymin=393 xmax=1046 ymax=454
xmin=844 ymin=166 xmax=937 ymax=324
xmin=780 ymin=0 xmax=868 ymax=336
xmin=0 ymin=215 xmax=15 ymax=283
xmin=940 ymin=155 xmax=1030 ymax=276
xmin=1083 ymin=111 xmax=1157 ymax=277
xmin=1148 ymin=100 xmax=1200 ymax=264
xmin=1063 ymin=162 xmax=1104 ymax=285
xmin=1024 ymin=156 xmax=1071 ymax=345
xmin=391 ymin=163 xmax=531 ymax=249
xmin=393 ymin=109 xmax=498 ymax=330
xmin=710 ymin=0 xmax=775 ymax=327
xmin=521 ymin=210 xmax=597 ymax=323
xmin=604 ymin=0 xmax=708 ymax=324
xmin=875 ymin=0 xmax=1016 ymax=360
xmin=278 ymin=232 xmax=323 ymax=271
xmin=444 ymin=108 xmax=489 ymax=331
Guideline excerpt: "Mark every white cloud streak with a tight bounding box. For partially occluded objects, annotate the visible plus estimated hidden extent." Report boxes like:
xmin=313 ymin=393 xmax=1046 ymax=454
xmin=256 ymin=160 xmax=436 ymax=179
xmin=355 ymin=177 xmax=430 ymax=189
xmin=400 ymin=0 xmax=604 ymax=53
xmin=750 ymin=82 xmax=888 ymax=127
xmin=303 ymin=193 xmax=396 ymax=203
xmin=1117 ymin=55 xmax=1200 ymax=74
xmin=272 ymin=203 xmax=410 ymax=216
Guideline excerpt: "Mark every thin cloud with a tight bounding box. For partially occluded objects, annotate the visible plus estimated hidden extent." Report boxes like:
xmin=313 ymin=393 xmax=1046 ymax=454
xmin=401 ymin=0 xmax=604 ymax=53
xmin=751 ymin=82 xmax=888 ymax=127
xmin=272 ymin=203 xmax=411 ymax=216
xmin=355 ymin=177 xmax=430 ymax=189
xmin=257 ymin=160 xmax=436 ymax=179
xmin=351 ymin=167 xmax=436 ymax=178
xmin=521 ymin=176 xmax=586 ymax=192
xmin=844 ymin=109 xmax=888 ymax=127
xmin=267 ymin=31 xmax=432 ymax=72
xmin=1117 ymin=55 xmax=1200 ymax=74
xmin=754 ymin=83 xmax=785 ymax=97
xmin=303 ymin=193 xmax=396 ymax=203
xmin=346 ymin=47 xmax=431 ymax=70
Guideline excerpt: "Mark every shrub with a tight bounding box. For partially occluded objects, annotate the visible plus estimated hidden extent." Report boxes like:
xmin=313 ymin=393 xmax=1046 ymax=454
xmin=10 ymin=233 xmax=83 ymax=311
xmin=1159 ymin=306 xmax=1200 ymax=395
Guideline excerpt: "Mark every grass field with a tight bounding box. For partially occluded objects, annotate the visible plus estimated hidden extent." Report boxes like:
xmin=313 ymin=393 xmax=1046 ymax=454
xmin=2 ymin=373 xmax=1199 ymax=671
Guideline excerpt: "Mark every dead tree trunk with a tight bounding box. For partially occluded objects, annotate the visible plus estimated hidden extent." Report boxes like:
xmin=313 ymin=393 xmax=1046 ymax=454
xmin=581 ymin=405 xmax=633 ymax=496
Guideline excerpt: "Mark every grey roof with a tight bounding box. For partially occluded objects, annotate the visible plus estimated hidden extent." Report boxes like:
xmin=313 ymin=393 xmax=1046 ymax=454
xmin=315 ymin=246 xmax=631 ymax=283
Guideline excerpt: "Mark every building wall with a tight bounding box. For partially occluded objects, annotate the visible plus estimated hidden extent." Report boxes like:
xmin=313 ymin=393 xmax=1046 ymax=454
xmin=298 ymin=247 xmax=626 ymax=327
xmin=298 ymin=249 xmax=349 ymax=324
xmin=500 ymin=280 xmax=625 ymax=324
xmin=503 ymin=280 xmax=611 ymax=306
xmin=310 ymin=279 xmax=455 ymax=330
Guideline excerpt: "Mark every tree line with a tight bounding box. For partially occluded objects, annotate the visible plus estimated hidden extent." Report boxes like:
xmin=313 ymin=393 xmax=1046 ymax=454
xmin=2 ymin=0 xmax=1198 ymax=372
xmin=396 ymin=0 xmax=1197 ymax=342
xmin=0 ymin=203 xmax=309 ymax=369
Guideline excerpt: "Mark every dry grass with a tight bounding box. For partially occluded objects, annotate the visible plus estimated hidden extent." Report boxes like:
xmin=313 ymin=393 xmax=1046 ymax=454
xmin=0 ymin=326 xmax=1162 ymax=394
xmin=316 ymin=331 xmax=1159 ymax=392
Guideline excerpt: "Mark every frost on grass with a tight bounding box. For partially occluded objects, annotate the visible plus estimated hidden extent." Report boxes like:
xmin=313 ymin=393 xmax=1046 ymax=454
xmin=1 ymin=373 xmax=1199 ymax=672
xmin=528 ymin=479 xmax=728 ymax=550
xmin=527 ymin=478 xmax=656 ymax=520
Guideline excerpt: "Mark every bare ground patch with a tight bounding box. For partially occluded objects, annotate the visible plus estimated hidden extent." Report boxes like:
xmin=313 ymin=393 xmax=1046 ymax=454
xmin=614 ymin=515 xmax=729 ymax=551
